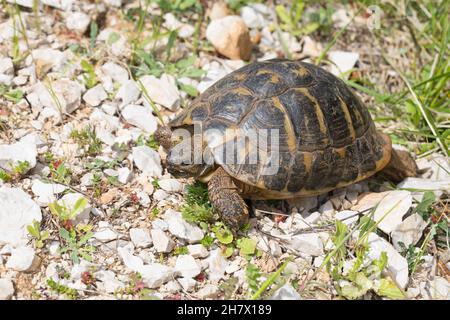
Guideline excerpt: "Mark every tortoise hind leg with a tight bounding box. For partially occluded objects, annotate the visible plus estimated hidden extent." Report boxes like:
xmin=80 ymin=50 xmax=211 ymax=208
xmin=381 ymin=148 xmax=419 ymax=182
xmin=208 ymin=167 xmax=249 ymax=231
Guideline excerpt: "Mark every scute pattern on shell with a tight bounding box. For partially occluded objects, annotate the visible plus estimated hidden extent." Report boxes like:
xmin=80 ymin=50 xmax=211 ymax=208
xmin=169 ymin=59 xmax=391 ymax=198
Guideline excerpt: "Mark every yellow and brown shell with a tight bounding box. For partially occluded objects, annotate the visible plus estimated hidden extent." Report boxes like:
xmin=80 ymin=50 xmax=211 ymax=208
xmin=169 ymin=59 xmax=391 ymax=199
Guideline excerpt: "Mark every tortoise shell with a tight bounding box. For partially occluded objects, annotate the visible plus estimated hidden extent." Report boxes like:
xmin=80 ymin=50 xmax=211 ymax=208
xmin=169 ymin=59 xmax=391 ymax=199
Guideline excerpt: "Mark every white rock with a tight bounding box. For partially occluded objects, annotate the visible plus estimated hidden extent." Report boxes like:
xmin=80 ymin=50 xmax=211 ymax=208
xmin=118 ymin=246 xmax=176 ymax=288
xmin=164 ymin=13 xmax=195 ymax=38
xmin=165 ymin=280 xmax=181 ymax=293
xmin=196 ymin=284 xmax=219 ymax=299
xmin=6 ymin=246 xmax=39 ymax=272
xmin=335 ymin=210 xmax=358 ymax=226
xmin=118 ymin=167 xmax=132 ymax=184
xmin=206 ymin=15 xmax=252 ymax=60
xmin=95 ymin=270 xmax=125 ymax=294
xmin=100 ymin=62 xmax=129 ymax=85
xmin=122 ymin=104 xmax=158 ymax=134
xmin=48 ymin=241 xmax=60 ymax=256
xmin=371 ymin=190 xmax=412 ymax=234
xmin=0 ymin=57 xmax=13 ymax=75
xmin=429 ymin=277 xmax=450 ymax=299
xmin=59 ymin=193 xmax=91 ymax=224
xmin=158 ymin=179 xmax=183 ymax=193
xmin=164 ymin=209 xmax=204 ymax=243
xmin=140 ymin=263 xmax=177 ymax=289
xmin=66 ymin=11 xmax=91 ymax=33
xmin=397 ymin=177 xmax=450 ymax=192
xmin=139 ymin=74 xmax=180 ymax=111
xmin=0 ymin=188 xmax=42 ymax=247
xmin=153 ymin=189 xmax=169 ymax=201
xmin=270 ymin=284 xmax=301 ymax=300
xmin=319 ymin=200 xmax=334 ymax=217
xmin=178 ymin=277 xmax=196 ymax=291
xmin=115 ymin=80 xmax=140 ymax=107
xmin=27 ymin=79 xmax=82 ymax=116
xmin=152 ymin=218 xmax=168 ymax=231
xmin=151 ymin=229 xmax=175 ymax=253
xmin=30 ymin=48 xmax=67 ymax=73
xmin=80 ymin=172 xmax=94 ymax=186
xmin=82 ymin=84 xmax=107 ymax=107
xmin=301 ymin=35 xmax=323 ymax=57
xmin=286 ymin=233 xmax=324 ymax=256
xmin=0 ymin=279 xmax=14 ymax=300
xmin=175 ymin=255 xmax=201 ymax=278
xmin=209 ymin=1 xmax=229 ymax=20
xmin=187 ymin=244 xmax=209 ymax=258
xmin=132 ymin=146 xmax=162 ymax=177
xmin=391 ymin=214 xmax=427 ymax=251
xmin=0 ymin=136 xmax=37 ymax=173
xmin=31 ymin=179 xmax=67 ymax=206
xmin=94 ymin=223 xmax=119 ymax=242
xmin=240 ymin=5 xmax=266 ymax=29
xmin=367 ymin=233 xmax=409 ymax=289
xmin=130 ymin=228 xmax=152 ymax=248
xmin=136 ymin=191 xmax=151 ymax=207
xmin=207 ymin=249 xmax=228 ymax=282
xmin=328 ymin=51 xmax=359 ymax=78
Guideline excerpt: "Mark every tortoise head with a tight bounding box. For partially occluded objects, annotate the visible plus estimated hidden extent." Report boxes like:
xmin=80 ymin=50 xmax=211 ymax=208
xmin=155 ymin=124 xmax=212 ymax=179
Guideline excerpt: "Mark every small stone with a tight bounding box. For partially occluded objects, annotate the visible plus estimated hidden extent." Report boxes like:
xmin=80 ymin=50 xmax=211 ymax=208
xmin=178 ymin=277 xmax=196 ymax=291
xmin=328 ymin=51 xmax=359 ymax=78
xmin=206 ymin=16 xmax=252 ymax=60
xmin=0 ymin=136 xmax=37 ymax=173
xmin=335 ymin=210 xmax=358 ymax=226
xmin=139 ymin=74 xmax=181 ymax=111
xmin=100 ymin=188 xmax=118 ymax=205
xmin=140 ymin=263 xmax=177 ymax=289
xmin=175 ymin=255 xmax=201 ymax=278
xmin=153 ymin=189 xmax=168 ymax=201
xmin=152 ymin=218 xmax=169 ymax=231
xmin=301 ymin=36 xmax=323 ymax=57
xmin=367 ymin=233 xmax=409 ymax=289
xmin=6 ymin=246 xmax=40 ymax=272
xmin=0 ymin=279 xmax=14 ymax=300
xmin=118 ymin=167 xmax=132 ymax=184
xmin=66 ymin=11 xmax=91 ymax=33
xmin=151 ymin=229 xmax=175 ymax=253
xmin=130 ymin=228 xmax=152 ymax=248
xmin=429 ymin=277 xmax=450 ymax=299
xmin=136 ymin=191 xmax=151 ymax=207
xmin=287 ymin=196 xmax=318 ymax=213
xmin=391 ymin=214 xmax=427 ymax=251
xmin=196 ymin=284 xmax=219 ymax=299
xmin=82 ymin=84 xmax=107 ymax=107
xmin=319 ymin=200 xmax=335 ymax=218
xmin=371 ymin=190 xmax=412 ymax=234
xmin=165 ymin=209 xmax=204 ymax=243
xmin=132 ymin=146 xmax=163 ymax=177
xmin=0 ymin=188 xmax=42 ymax=247
xmin=31 ymin=179 xmax=67 ymax=206
xmin=209 ymin=1 xmax=229 ymax=20
xmin=286 ymin=233 xmax=323 ymax=257
xmin=95 ymin=270 xmax=125 ymax=294
xmin=187 ymin=244 xmax=209 ymax=258
xmin=270 ymin=284 xmax=301 ymax=300
xmin=0 ymin=57 xmax=14 ymax=75
xmin=397 ymin=177 xmax=450 ymax=193
xmin=207 ymin=249 xmax=228 ymax=282
xmin=165 ymin=280 xmax=181 ymax=293
xmin=122 ymin=104 xmax=158 ymax=134
xmin=240 ymin=5 xmax=266 ymax=29
xmin=94 ymin=222 xmax=119 ymax=242
xmin=100 ymin=62 xmax=129 ymax=85
xmin=158 ymin=179 xmax=183 ymax=193
xmin=80 ymin=172 xmax=94 ymax=186
xmin=115 ymin=80 xmax=140 ymax=107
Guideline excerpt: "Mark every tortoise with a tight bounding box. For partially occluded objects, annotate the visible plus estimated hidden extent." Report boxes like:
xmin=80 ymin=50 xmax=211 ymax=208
xmin=155 ymin=59 xmax=418 ymax=231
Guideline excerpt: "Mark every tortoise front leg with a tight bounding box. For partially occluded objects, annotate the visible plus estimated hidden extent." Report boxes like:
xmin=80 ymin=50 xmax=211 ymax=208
xmin=208 ymin=167 xmax=249 ymax=231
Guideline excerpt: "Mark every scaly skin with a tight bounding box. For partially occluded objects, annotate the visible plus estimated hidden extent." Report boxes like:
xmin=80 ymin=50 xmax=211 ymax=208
xmin=208 ymin=167 xmax=249 ymax=231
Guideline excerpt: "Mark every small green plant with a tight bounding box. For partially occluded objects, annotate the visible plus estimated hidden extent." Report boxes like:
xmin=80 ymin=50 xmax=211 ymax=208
xmin=46 ymin=278 xmax=78 ymax=299
xmin=173 ymin=246 xmax=189 ymax=255
xmin=136 ymin=134 xmax=160 ymax=150
xmin=0 ymin=169 xmax=12 ymax=182
xmin=70 ymin=126 xmax=103 ymax=156
xmin=80 ymin=60 xmax=98 ymax=89
xmin=49 ymin=160 xmax=72 ymax=184
xmin=236 ymin=237 xmax=257 ymax=256
xmin=1 ymin=87 xmax=24 ymax=103
xmin=181 ymin=182 xmax=214 ymax=226
xmin=13 ymin=160 xmax=30 ymax=175
xmin=59 ymin=224 xmax=95 ymax=265
xmin=275 ymin=0 xmax=319 ymax=36
xmin=212 ymin=222 xmax=234 ymax=245
xmin=49 ymin=197 xmax=88 ymax=223
xmin=27 ymin=220 xmax=50 ymax=249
